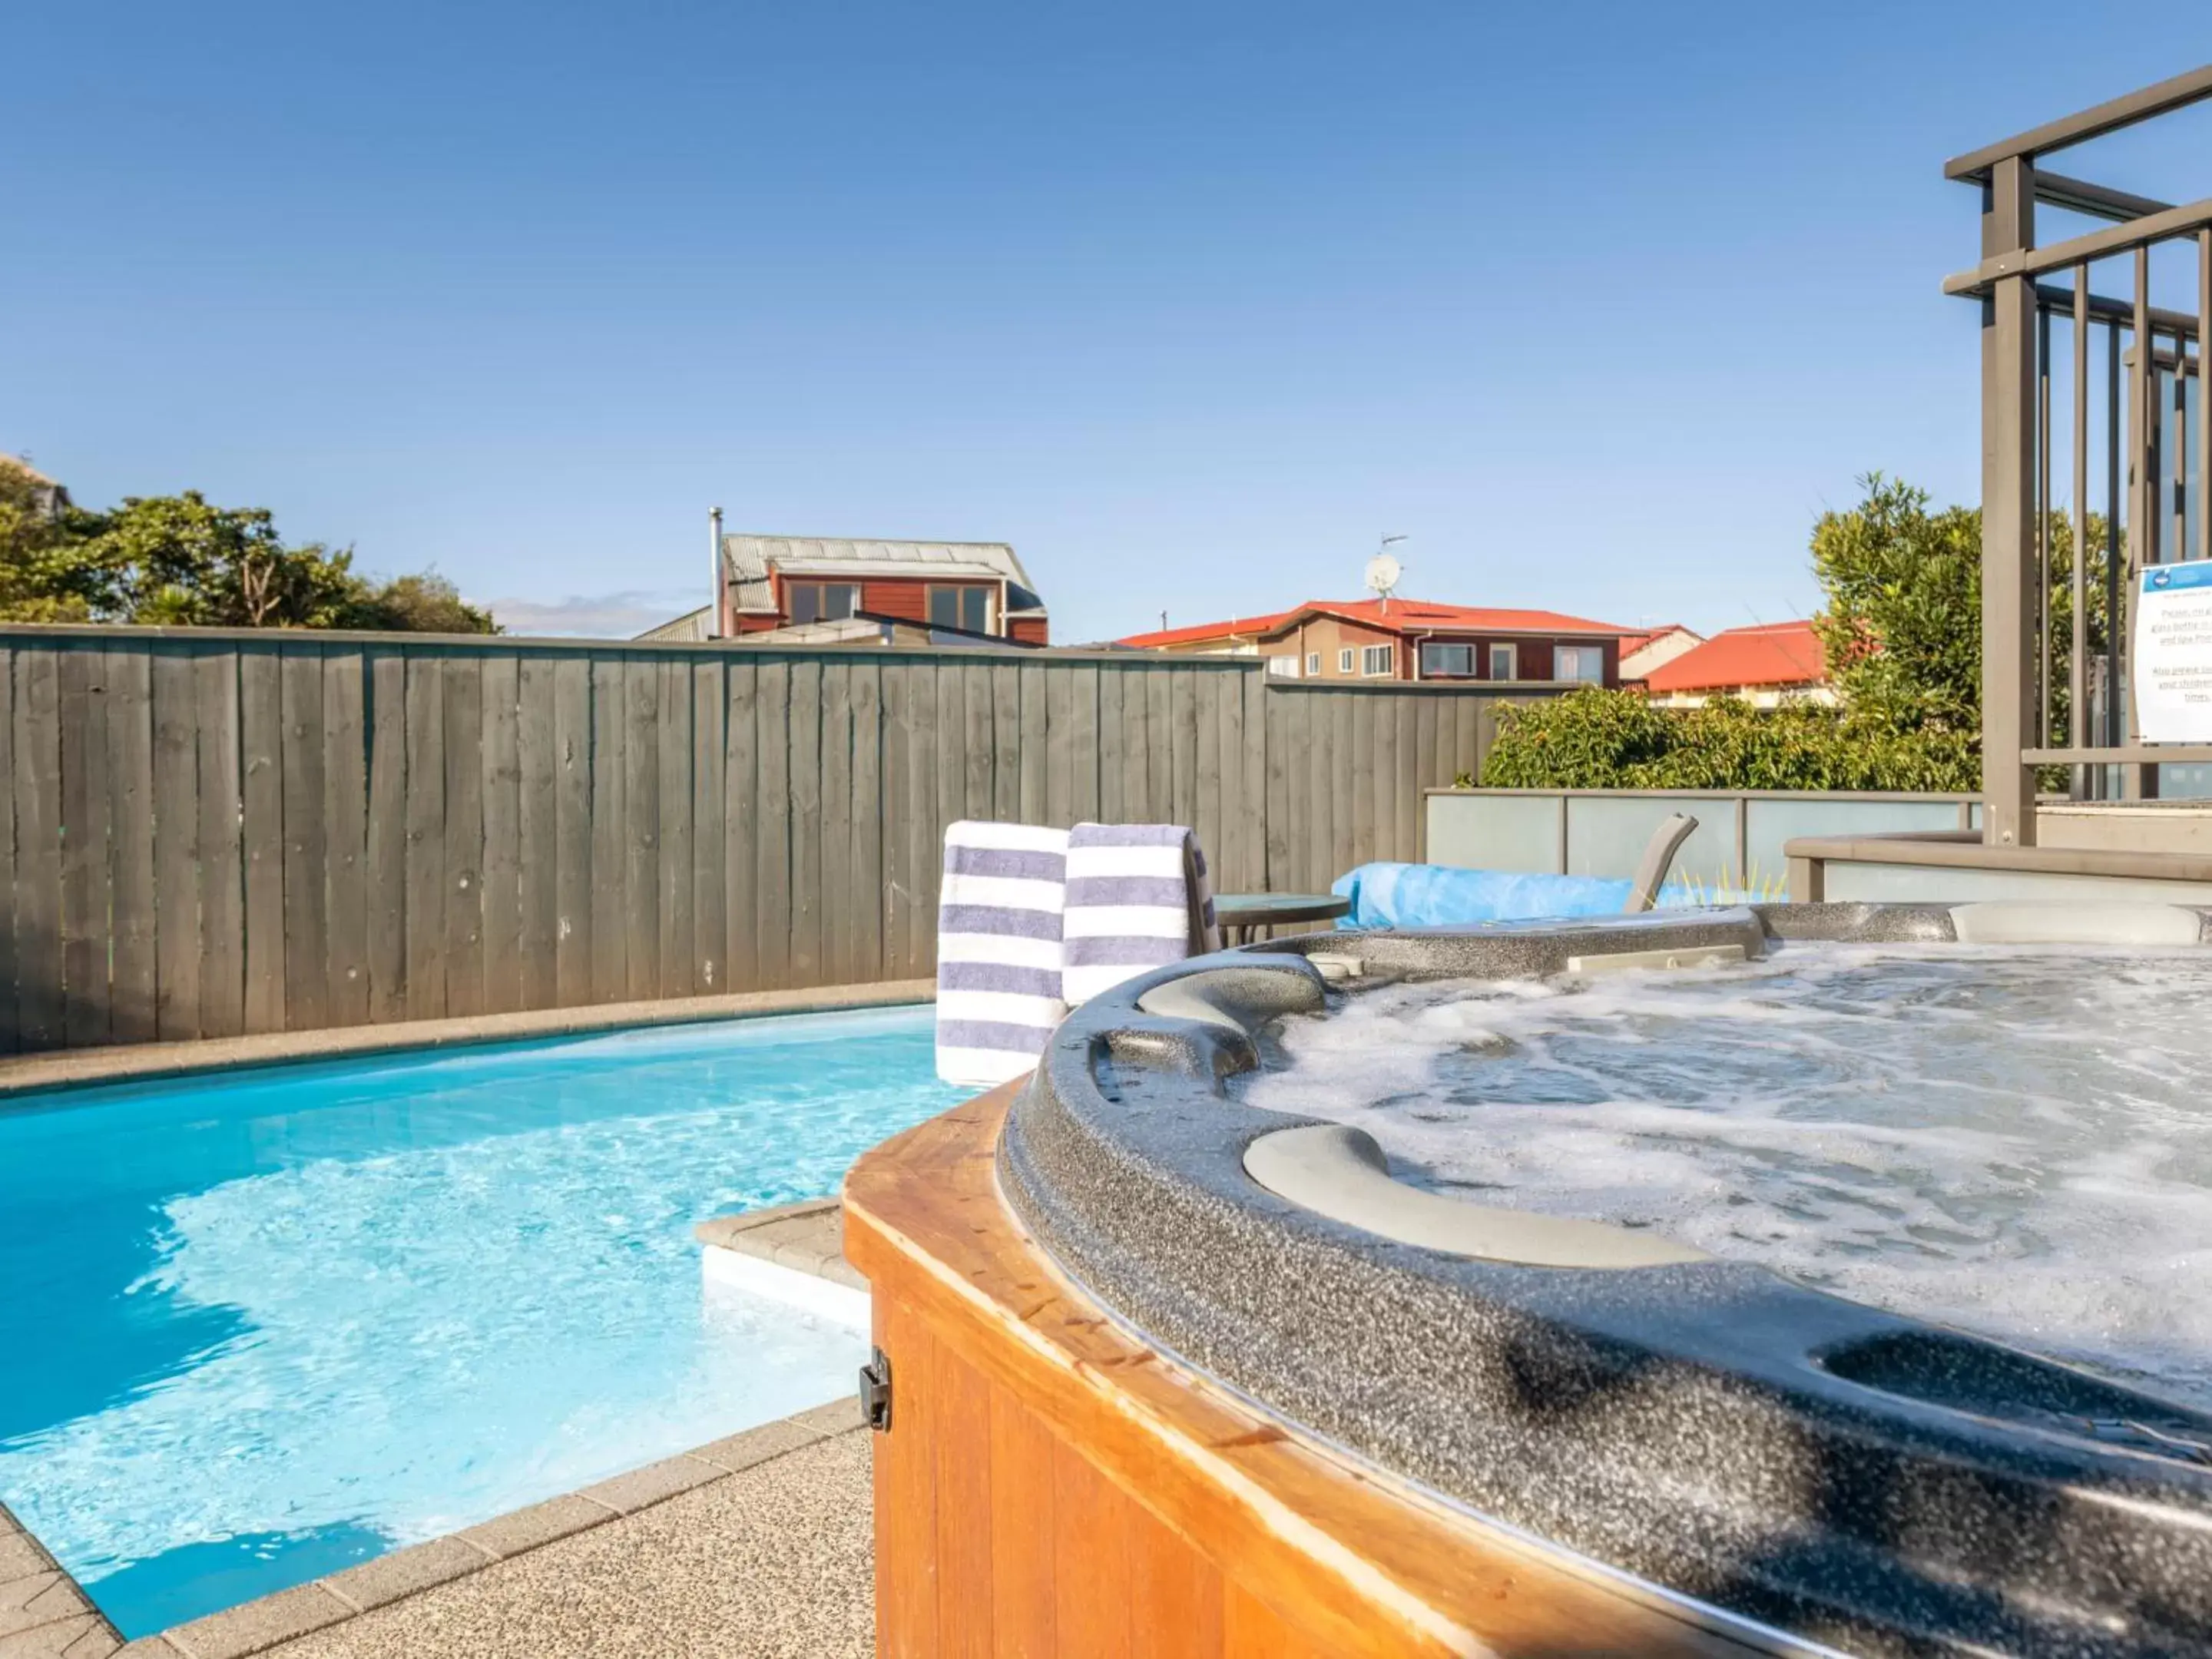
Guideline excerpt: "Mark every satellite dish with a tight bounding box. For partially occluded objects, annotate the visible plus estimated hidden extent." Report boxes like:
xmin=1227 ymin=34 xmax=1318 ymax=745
xmin=1365 ymin=552 xmax=1402 ymax=598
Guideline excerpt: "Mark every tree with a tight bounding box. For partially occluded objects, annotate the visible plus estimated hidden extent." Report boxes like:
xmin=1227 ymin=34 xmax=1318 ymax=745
xmin=1484 ymin=472 xmax=2103 ymax=793
xmin=0 ymin=468 xmax=497 ymax=634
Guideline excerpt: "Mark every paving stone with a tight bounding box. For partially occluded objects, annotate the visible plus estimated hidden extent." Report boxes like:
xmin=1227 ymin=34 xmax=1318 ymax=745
xmin=574 ymin=1456 xmax=724 ymax=1516
xmin=60 ymin=1624 xmax=121 ymax=1657
xmin=684 ymin=1415 xmax=826 ymax=1475
xmin=164 ymin=1584 xmax=350 ymax=1659
xmin=0 ymin=1535 xmax=53 ymax=1584
xmin=1 ymin=1576 xmax=88 ymax=1634
xmin=454 ymin=1495 xmax=615 ymax=1561
xmin=790 ymin=1394 xmax=866 ymax=1435
xmin=316 ymin=1538 xmax=492 ymax=1614
xmin=817 ymin=1257 xmax=868 ymax=1292
xmin=0 ymin=1613 xmax=111 ymax=1659
xmin=111 ymin=1641 xmax=182 ymax=1657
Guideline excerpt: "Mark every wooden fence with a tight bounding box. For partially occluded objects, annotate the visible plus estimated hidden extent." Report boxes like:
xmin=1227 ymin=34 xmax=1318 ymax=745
xmin=0 ymin=628 xmax=1539 ymax=1053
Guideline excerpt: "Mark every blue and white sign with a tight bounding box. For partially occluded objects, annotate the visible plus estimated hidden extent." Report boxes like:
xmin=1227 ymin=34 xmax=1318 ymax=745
xmin=2134 ymin=563 xmax=2212 ymax=742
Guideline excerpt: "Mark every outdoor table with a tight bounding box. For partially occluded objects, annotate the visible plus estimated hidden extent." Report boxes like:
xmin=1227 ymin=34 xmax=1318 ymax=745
xmin=1214 ymin=892 xmax=1351 ymax=945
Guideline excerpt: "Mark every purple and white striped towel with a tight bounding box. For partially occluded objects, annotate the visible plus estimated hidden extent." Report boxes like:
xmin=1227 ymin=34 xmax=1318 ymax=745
xmin=1061 ymin=823 xmax=1221 ymax=1006
xmin=935 ymin=820 xmax=1071 ymax=1087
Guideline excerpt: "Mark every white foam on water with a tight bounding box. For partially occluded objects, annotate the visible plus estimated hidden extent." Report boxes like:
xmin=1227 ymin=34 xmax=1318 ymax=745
xmin=1240 ymin=943 xmax=2212 ymax=1410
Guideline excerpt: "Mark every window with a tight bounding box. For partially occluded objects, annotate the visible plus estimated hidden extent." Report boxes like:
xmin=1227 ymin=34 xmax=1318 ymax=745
xmin=1420 ymin=642 xmax=1473 ymax=677
xmin=1552 ymin=644 xmax=1605 ymax=683
xmin=1361 ymin=644 xmax=1394 ymax=677
xmin=1267 ymin=654 xmax=1300 ymax=677
xmin=1488 ymin=643 xmax=1517 ymax=680
xmin=786 ymin=581 xmax=861 ymax=624
xmin=1306 ymin=652 xmax=1321 ymax=677
xmin=1337 ymin=648 xmax=1355 ymax=674
xmin=928 ymin=585 xmax=993 ymax=634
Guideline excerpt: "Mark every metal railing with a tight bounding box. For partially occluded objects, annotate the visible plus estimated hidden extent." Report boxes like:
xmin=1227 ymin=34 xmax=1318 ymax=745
xmin=1945 ymin=65 xmax=2212 ymax=843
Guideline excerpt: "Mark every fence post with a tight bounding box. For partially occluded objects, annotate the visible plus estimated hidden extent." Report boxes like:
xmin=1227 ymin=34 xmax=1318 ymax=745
xmin=1980 ymin=155 xmax=2040 ymax=847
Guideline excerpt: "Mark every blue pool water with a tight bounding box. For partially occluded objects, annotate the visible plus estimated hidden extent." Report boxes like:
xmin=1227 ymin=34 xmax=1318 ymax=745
xmin=0 ymin=1006 xmax=962 ymax=1637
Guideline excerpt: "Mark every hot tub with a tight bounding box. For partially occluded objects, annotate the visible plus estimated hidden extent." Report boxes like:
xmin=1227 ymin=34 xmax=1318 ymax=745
xmin=850 ymin=902 xmax=2212 ymax=1658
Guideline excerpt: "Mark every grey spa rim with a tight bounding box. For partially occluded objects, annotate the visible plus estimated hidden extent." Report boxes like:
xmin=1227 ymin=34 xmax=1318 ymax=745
xmin=996 ymin=903 xmax=2212 ymax=1659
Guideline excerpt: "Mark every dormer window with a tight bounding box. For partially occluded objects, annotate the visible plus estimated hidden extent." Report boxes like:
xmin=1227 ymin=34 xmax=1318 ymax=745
xmin=786 ymin=581 xmax=861 ymax=624
xmin=929 ymin=585 xmax=993 ymax=634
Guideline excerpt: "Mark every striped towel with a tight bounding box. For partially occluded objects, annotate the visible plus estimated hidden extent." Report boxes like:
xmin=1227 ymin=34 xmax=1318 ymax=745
xmin=935 ymin=821 xmax=1070 ymax=1087
xmin=1062 ymin=823 xmax=1222 ymax=1006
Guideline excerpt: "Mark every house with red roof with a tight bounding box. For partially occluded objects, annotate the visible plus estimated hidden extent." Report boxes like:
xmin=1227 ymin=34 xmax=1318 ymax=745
xmin=1618 ymin=624 xmax=1703 ymax=682
xmin=1641 ymin=620 xmax=1831 ymax=707
xmin=1121 ymin=599 xmax=1632 ymax=685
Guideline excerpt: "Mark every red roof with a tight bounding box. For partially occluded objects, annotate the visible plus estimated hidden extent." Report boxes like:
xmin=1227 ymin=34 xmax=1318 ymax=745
xmin=1641 ymin=621 xmax=1826 ymax=694
xmin=1261 ymin=598 xmax=1629 ymax=638
xmin=1617 ymin=622 xmax=1695 ymax=656
xmin=1118 ymin=609 xmax=1295 ymax=649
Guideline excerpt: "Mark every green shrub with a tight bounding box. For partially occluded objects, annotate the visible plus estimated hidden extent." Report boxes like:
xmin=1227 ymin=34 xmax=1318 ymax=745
xmin=1482 ymin=687 xmax=1976 ymax=793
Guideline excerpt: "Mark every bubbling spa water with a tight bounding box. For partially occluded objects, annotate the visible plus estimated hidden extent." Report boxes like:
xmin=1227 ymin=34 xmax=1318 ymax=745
xmin=1240 ymin=942 xmax=2212 ymax=1411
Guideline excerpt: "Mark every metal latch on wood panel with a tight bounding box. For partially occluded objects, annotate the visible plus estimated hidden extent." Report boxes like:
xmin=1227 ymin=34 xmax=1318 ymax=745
xmin=859 ymin=1347 xmax=892 ymax=1432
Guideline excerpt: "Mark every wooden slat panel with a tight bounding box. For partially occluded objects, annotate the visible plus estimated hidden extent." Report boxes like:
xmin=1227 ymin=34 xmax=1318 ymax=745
xmin=1331 ymin=693 xmax=1356 ymax=881
xmin=1303 ymin=694 xmax=1332 ymax=897
xmin=725 ymin=657 xmax=762 ymax=992
xmin=108 ymin=644 xmax=157 ymax=1043
xmin=150 ymin=647 xmax=201 ymax=1041
xmin=753 ymin=657 xmax=793 ymax=991
xmin=1396 ymin=699 xmax=1423 ymax=864
xmin=280 ymin=647 xmax=330 ymax=1032
xmin=1170 ymin=667 xmax=1199 ymax=830
xmin=588 ymin=656 xmax=627 ymax=1003
xmin=621 ymin=656 xmax=660 ymax=1003
xmin=1131 ymin=1498 xmax=1224 ymax=1651
xmin=657 ymin=656 xmax=692 ymax=1001
xmin=238 ymin=646 xmax=285 ymax=1035
xmin=194 ymin=650 xmax=245 ymax=1038
xmin=853 ymin=659 xmax=885 ymax=982
xmin=820 ymin=661 xmax=855 ymax=986
xmin=1143 ymin=667 xmax=1172 ymax=823
xmin=1045 ymin=662 xmax=1075 ymax=828
xmin=58 ymin=646 xmax=111 ymax=1045
xmin=480 ymin=651 xmax=523 ymax=1015
xmin=323 ymin=648 xmax=370 ymax=1027
xmin=366 ymin=650 xmax=408 ymax=1023
xmin=991 ymin=662 xmax=1021 ymax=823
xmin=516 ymin=654 xmax=559 ymax=1010
xmin=403 ymin=654 xmax=447 ymax=1021
xmin=1096 ymin=664 xmax=1124 ymax=825
xmin=554 ymin=654 xmax=595 ymax=1006
xmin=880 ymin=661 xmax=916 ymax=978
xmin=690 ymin=658 xmax=726 ymax=994
xmin=1194 ymin=671 xmax=1221 ymax=869
xmin=1053 ymin=1439 xmax=1132 ymax=1658
xmin=1241 ymin=669 xmax=1267 ymax=891
xmin=442 ymin=654 xmax=485 ymax=1019
xmin=906 ymin=661 xmax=943 ymax=981
xmin=1263 ymin=684 xmax=1291 ymax=899
xmin=1018 ymin=660 xmax=1048 ymax=826
xmin=1071 ymin=662 xmax=1101 ymax=826
xmin=961 ymin=661 xmax=993 ymax=824
xmin=0 ymin=648 xmax=14 ymax=1051
xmin=875 ymin=1295 xmax=941 ymax=1659
xmin=933 ymin=1326 xmax=995 ymax=1657
xmin=988 ymin=1382 xmax=1056 ymax=1654
xmin=1350 ymin=691 xmax=1376 ymax=869
xmin=787 ymin=657 xmax=823 ymax=988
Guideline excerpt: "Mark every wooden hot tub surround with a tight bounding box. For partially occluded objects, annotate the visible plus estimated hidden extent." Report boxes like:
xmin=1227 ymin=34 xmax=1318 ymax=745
xmin=843 ymin=1083 xmax=1780 ymax=1658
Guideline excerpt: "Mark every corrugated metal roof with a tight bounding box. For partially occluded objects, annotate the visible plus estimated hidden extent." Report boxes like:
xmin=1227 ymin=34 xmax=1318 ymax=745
xmin=721 ymin=535 xmax=1041 ymax=616
xmin=1642 ymin=621 xmax=1826 ymax=694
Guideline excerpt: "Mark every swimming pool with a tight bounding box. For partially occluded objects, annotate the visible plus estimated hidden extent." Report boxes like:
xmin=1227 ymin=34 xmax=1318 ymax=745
xmin=0 ymin=1005 xmax=961 ymax=1638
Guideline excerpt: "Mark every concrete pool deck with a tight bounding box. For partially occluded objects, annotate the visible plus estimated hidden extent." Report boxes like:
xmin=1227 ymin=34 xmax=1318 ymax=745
xmin=0 ymin=979 xmax=935 ymax=1098
xmin=116 ymin=1402 xmax=874 ymax=1659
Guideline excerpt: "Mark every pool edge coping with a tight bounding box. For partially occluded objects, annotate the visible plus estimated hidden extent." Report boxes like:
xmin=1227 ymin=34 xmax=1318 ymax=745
xmin=101 ymin=1394 xmax=872 ymax=1659
xmin=0 ymin=979 xmax=936 ymax=1100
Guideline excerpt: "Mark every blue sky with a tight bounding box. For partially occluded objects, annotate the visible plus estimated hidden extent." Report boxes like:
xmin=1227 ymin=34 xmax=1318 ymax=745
xmin=6 ymin=3 xmax=2209 ymax=641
